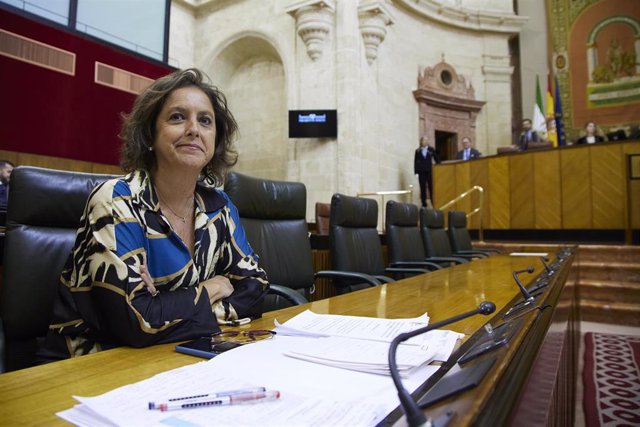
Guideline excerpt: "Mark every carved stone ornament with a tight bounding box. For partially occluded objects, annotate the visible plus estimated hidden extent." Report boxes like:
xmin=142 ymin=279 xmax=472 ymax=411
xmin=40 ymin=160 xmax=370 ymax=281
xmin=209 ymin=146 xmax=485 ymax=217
xmin=286 ymin=0 xmax=336 ymax=61
xmin=358 ymin=1 xmax=394 ymax=64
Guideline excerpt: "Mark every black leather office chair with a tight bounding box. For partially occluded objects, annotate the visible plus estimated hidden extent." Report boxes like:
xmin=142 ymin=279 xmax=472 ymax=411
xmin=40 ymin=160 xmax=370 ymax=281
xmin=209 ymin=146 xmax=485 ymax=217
xmin=447 ymin=211 xmax=500 ymax=257
xmin=329 ymin=194 xmax=428 ymax=294
xmin=0 ymin=166 xmax=119 ymax=372
xmin=385 ymin=201 xmax=445 ymax=269
xmin=224 ymin=174 xmax=381 ymax=307
xmin=224 ymin=172 xmax=312 ymax=311
xmin=420 ymin=208 xmax=472 ymax=263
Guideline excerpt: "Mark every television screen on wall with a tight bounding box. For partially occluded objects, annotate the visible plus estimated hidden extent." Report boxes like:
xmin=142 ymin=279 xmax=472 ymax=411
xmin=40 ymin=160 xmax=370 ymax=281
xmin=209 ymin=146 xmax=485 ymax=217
xmin=288 ymin=110 xmax=337 ymax=138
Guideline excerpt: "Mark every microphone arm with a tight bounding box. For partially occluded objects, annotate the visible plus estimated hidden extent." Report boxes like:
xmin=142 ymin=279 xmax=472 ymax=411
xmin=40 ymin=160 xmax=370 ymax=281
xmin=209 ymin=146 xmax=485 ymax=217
xmin=513 ymin=267 xmax=535 ymax=302
xmin=388 ymin=301 xmax=496 ymax=427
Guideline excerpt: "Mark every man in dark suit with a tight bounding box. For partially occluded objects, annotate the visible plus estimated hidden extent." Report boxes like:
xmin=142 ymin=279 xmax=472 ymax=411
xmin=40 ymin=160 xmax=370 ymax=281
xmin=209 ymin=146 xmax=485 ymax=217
xmin=455 ymin=137 xmax=482 ymax=160
xmin=517 ymin=118 xmax=539 ymax=151
xmin=414 ymin=136 xmax=440 ymax=207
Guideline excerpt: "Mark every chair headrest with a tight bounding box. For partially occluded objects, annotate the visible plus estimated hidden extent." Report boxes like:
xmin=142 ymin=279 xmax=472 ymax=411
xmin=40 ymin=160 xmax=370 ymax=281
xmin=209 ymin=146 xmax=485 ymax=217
xmin=386 ymin=201 xmax=418 ymax=227
xmin=421 ymin=208 xmax=445 ymax=228
xmin=224 ymin=172 xmax=306 ymax=219
xmin=448 ymin=210 xmax=467 ymax=227
xmin=7 ymin=166 xmax=120 ymax=228
xmin=330 ymin=193 xmax=377 ymax=228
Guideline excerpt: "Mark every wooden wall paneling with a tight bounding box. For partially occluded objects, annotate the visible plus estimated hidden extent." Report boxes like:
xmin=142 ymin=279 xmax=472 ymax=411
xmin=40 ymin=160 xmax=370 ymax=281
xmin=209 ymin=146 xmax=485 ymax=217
xmin=621 ymin=142 xmax=640 ymax=229
xmin=488 ymin=156 xmax=510 ymax=229
xmin=509 ymin=154 xmax=535 ymax=228
xmin=0 ymin=150 xmax=19 ymax=165
xmin=15 ymin=152 xmax=95 ymax=173
xmin=561 ymin=148 xmax=592 ymax=228
xmin=0 ymin=150 xmax=122 ymax=175
xmin=92 ymin=163 xmax=124 ymax=175
xmin=470 ymin=159 xmax=490 ymax=229
xmin=433 ymin=164 xmax=456 ymax=210
xmin=590 ymin=144 xmax=624 ymax=228
xmin=533 ymin=150 xmax=562 ymax=229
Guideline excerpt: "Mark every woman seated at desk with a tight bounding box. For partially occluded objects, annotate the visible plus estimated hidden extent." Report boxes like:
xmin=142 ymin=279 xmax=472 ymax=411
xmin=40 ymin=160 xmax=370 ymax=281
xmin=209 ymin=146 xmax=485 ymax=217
xmin=40 ymin=69 xmax=269 ymax=361
xmin=575 ymin=121 xmax=605 ymax=145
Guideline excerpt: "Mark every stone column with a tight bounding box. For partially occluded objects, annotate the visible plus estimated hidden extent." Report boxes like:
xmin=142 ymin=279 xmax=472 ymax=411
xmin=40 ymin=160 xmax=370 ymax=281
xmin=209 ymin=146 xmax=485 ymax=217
xmin=481 ymin=56 xmax=514 ymax=154
xmin=335 ymin=0 xmax=362 ymax=196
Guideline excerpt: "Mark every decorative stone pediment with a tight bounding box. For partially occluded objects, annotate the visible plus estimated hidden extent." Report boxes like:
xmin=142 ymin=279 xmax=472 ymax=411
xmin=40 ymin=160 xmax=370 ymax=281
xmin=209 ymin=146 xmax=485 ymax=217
xmin=414 ymin=58 xmax=485 ymax=112
xmin=414 ymin=59 xmax=485 ymax=157
xmin=358 ymin=0 xmax=394 ymax=64
xmin=286 ymin=0 xmax=336 ymax=61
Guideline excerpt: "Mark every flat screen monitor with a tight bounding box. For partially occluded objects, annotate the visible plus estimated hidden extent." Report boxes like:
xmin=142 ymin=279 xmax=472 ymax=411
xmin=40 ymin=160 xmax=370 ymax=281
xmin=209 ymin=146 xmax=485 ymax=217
xmin=289 ymin=110 xmax=337 ymax=138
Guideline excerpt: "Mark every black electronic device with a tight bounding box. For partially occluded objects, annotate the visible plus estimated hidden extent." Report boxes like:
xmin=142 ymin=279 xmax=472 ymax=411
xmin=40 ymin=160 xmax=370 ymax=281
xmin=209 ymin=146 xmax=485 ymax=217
xmin=175 ymin=337 xmax=243 ymax=359
xmin=458 ymin=321 xmax=515 ymax=365
xmin=417 ymin=357 xmax=497 ymax=408
xmin=388 ymin=301 xmax=496 ymax=427
xmin=288 ymin=109 xmax=337 ymax=138
xmin=607 ymin=129 xmax=627 ymax=141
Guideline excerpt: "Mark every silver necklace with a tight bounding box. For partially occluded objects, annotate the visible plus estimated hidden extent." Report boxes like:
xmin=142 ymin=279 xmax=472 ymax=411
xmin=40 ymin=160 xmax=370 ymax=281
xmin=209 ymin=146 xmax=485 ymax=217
xmin=157 ymin=192 xmax=192 ymax=223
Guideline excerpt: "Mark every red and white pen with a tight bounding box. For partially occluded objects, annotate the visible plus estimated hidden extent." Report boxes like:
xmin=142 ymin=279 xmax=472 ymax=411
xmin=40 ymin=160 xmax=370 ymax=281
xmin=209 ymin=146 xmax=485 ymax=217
xmin=149 ymin=390 xmax=280 ymax=411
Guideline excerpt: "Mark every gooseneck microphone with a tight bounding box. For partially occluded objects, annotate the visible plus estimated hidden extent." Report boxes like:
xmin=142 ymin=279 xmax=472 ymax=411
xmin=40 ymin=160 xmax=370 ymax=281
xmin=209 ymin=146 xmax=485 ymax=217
xmin=540 ymin=256 xmax=552 ymax=274
xmin=513 ymin=267 xmax=535 ymax=302
xmin=388 ymin=301 xmax=496 ymax=427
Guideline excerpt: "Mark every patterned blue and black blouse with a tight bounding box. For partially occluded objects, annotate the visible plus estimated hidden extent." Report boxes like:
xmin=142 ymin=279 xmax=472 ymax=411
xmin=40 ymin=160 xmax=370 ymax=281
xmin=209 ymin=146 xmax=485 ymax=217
xmin=40 ymin=170 xmax=269 ymax=360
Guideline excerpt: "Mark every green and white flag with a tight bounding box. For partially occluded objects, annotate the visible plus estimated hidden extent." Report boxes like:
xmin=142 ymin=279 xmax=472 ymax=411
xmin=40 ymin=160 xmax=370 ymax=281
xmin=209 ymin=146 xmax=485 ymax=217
xmin=533 ymin=75 xmax=547 ymax=134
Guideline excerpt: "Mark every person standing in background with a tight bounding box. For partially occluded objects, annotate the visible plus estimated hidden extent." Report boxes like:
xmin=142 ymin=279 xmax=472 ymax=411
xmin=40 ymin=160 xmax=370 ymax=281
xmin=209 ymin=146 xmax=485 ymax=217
xmin=414 ymin=136 xmax=439 ymax=207
xmin=455 ymin=137 xmax=481 ymax=161
xmin=0 ymin=160 xmax=15 ymax=210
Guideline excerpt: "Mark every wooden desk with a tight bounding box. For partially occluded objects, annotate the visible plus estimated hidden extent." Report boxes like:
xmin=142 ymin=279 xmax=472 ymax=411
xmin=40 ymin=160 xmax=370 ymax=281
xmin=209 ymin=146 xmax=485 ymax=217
xmin=0 ymin=252 xmax=576 ymax=426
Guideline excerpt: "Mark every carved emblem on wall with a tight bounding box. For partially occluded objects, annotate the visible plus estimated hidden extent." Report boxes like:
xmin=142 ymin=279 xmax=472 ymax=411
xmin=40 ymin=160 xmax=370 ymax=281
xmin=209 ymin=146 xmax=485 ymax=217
xmin=413 ymin=57 xmax=485 ymax=158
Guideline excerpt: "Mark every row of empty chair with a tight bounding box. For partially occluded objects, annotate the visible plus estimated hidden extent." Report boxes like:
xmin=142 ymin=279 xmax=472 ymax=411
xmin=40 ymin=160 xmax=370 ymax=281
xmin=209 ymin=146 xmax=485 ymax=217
xmin=0 ymin=167 xmax=495 ymax=372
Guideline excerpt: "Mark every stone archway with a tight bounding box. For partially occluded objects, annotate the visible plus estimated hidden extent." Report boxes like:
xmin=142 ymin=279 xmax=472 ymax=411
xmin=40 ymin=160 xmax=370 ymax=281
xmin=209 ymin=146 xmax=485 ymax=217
xmin=209 ymin=36 xmax=287 ymax=181
xmin=413 ymin=59 xmax=485 ymax=160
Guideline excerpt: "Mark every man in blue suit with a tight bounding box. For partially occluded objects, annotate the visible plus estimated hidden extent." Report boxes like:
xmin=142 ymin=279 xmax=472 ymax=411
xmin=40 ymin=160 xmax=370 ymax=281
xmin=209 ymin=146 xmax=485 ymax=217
xmin=456 ymin=137 xmax=482 ymax=160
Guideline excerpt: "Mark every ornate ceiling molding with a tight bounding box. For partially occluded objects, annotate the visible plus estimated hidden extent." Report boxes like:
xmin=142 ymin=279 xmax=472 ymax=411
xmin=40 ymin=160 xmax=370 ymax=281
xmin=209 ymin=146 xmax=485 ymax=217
xmin=358 ymin=0 xmax=394 ymax=65
xmin=393 ymin=0 xmax=527 ymax=34
xmin=286 ymin=0 xmax=336 ymax=61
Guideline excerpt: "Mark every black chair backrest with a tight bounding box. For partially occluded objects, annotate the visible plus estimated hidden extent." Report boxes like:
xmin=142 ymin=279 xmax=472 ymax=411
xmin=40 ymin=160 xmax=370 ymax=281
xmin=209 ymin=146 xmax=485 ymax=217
xmin=1 ymin=166 xmax=119 ymax=371
xmin=386 ymin=201 xmax=426 ymax=263
xmin=330 ymin=194 xmax=385 ymax=289
xmin=420 ymin=208 xmax=456 ymax=257
xmin=447 ymin=210 xmax=473 ymax=253
xmin=224 ymin=172 xmax=314 ymax=304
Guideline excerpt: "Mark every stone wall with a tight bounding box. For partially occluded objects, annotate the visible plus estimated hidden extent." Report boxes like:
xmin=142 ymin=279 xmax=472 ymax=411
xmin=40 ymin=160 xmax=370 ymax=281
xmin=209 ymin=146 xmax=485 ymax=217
xmin=170 ymin=0 xmax=526 ymax=221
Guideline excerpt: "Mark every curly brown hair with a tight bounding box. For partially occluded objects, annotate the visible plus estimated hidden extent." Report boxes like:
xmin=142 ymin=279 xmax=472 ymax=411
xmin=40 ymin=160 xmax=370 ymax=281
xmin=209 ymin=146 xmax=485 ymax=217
xmin=120 ymin=68 xmax=238 ymax=186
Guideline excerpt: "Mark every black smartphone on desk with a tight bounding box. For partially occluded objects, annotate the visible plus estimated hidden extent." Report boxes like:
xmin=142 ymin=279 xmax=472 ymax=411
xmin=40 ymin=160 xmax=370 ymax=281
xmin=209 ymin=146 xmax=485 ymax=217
xmin=175 ymin=338 xmax=243 ymax=359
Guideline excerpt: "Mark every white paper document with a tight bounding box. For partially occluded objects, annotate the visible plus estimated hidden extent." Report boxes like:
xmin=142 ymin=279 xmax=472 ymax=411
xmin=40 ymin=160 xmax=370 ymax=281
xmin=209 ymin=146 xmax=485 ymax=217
xmin=59 ymin=337 xmax=440 ymax=427
xmin=274 ymin=309 xmax=431 ymax=344
xmin=509 ymin=252 xmax=548 ymax=257
xmin=58 ymin=310 xmax=466 ymax=427
xmin=283 ymin=329 xmax=462 ymax=376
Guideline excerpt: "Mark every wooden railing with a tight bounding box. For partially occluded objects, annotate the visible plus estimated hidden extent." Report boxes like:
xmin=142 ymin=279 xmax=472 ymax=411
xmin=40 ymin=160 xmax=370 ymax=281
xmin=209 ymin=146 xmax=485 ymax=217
xmin=438 ymin=185 xmax=485 ymax=241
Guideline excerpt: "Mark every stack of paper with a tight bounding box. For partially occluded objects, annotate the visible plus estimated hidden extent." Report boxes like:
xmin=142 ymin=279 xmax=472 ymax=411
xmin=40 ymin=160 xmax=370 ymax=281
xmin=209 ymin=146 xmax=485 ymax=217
xmin=276 ymin=310 xmax=463 ymax=376
xmin=58 ymin=310 xmax=464 ymax=426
